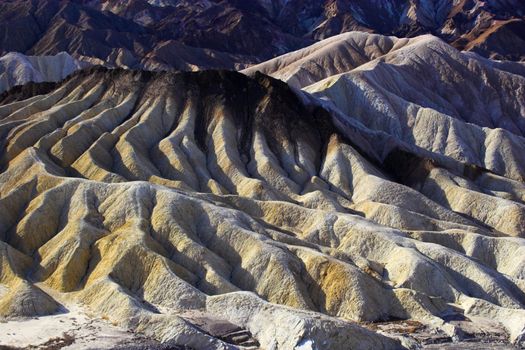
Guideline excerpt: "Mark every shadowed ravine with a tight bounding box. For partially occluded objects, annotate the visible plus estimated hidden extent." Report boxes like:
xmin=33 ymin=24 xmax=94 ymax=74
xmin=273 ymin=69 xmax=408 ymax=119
xmin=0 ymin=67 xmax=524 ymax=349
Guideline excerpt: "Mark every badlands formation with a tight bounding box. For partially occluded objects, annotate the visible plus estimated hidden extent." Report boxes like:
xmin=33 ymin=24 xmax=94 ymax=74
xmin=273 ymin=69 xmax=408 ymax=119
xmin=0 ymin=33 xmax=525 ymax=349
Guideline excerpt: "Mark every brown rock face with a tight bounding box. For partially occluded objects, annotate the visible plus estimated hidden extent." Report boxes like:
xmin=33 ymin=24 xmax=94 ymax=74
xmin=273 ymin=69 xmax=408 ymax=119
xmin=0 ymin=0 xmax=311 ymax=70
xmin=460 ymin=19 xmax=525 ymax=61
xmin=0 ymin=0 xmax=523 ymax=72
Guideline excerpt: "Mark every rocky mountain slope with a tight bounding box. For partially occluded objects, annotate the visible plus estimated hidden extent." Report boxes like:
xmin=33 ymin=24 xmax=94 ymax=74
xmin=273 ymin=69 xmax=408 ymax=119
xmin=0 ymin=51 xmax=89 ymax=93
xmin=245 ymin=32 xmax=525 ymax=186
xmin=0 ymin=0 xmax=523 ymax=74
xmin=1 ymin=1 xmax=525 ymax=348
xmin=0 ymin=0 xmax=265 ymax=71
xmin=1 ymin=60 xmax=525 ymax=348
xmin=260 ymin=0 xmax=525 ymax=61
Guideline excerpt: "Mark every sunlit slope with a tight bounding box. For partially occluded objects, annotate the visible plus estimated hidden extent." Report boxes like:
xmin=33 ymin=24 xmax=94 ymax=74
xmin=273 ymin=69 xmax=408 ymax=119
xmin=0 ymin=68 xmax=524 ymax=348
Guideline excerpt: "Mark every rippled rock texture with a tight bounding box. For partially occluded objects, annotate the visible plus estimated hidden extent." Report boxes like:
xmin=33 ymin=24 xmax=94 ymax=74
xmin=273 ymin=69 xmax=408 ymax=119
xmin=0 ymin=65 xmax=524 ymax=349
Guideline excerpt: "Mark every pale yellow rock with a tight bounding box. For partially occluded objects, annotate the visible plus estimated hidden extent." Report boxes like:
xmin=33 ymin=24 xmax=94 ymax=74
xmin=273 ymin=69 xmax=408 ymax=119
xmin=0 ymin=67 xmax=524 ymax=348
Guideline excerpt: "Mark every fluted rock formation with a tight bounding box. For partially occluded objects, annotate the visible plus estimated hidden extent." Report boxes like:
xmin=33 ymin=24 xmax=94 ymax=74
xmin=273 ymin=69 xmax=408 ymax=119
xmin=0 ymin=67 xmax=524 ymax=348
xmin=245 ymin=33 xmax=525 ymax=238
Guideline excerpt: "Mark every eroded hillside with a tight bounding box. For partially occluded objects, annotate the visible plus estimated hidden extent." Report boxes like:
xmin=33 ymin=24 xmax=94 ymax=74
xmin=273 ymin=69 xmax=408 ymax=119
xmin=245 ymin=33 xmax=525 ymax=238
xmin=0 ymin=0 xmax=523 ymax=77
xmin=0 ymin=67 xmax=524 ymax=348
